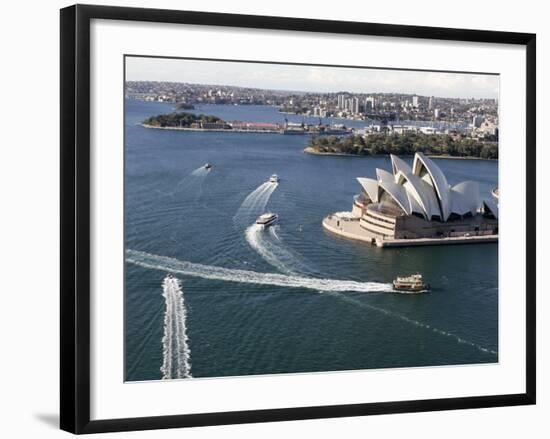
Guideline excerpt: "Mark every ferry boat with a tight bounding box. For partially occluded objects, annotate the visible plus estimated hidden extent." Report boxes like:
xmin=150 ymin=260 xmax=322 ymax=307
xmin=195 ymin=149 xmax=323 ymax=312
xmin=392 ymin=274 xmax=430 ymax=292
xmin=256 ymin=212 xmax=278 ymax=228
xmin=204 ymin=163 xmax=212 ymax=170
xmin=269 ymin=174 xmax=279 ymax=183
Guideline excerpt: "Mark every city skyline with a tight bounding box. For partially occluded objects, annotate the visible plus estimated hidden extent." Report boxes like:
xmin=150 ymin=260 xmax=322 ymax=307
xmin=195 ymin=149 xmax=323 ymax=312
xmin=126 ymin=56 xmax=499 ymax=99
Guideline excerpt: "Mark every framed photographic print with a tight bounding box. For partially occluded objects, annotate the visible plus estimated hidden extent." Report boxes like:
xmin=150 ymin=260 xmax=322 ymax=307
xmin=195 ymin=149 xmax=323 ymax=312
xmin=60 ymin=4 xmax=536 ymax=434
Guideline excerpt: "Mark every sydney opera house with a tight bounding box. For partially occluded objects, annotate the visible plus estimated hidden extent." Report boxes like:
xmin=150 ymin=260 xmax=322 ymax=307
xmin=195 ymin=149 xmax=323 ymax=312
xmin=323 ymin=152 xmax=498 ymax=247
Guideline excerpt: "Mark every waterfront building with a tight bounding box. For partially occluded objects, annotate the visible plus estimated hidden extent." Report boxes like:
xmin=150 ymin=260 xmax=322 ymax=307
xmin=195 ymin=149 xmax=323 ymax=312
xmin=282 ymin=120 xmax=306 ymax=134
xmin=391 ymin=125 xmax=418 ymax=134
xmin=474 ymin=118 xmax=498 ymax=137
xmin=324 ymin=153 xmax=498 ymax=247
xmin=229 ymin=121 xmax=280 ymax=132
xmin=419 ymin=126 xmax=438 ymax=135
xmin=193 ymin=121 xmax=231 ymax=130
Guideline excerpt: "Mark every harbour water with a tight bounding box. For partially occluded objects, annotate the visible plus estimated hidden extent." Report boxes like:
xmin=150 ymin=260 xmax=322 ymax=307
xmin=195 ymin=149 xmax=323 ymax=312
xmin=125 ymin=99 xmax=498 ymax=381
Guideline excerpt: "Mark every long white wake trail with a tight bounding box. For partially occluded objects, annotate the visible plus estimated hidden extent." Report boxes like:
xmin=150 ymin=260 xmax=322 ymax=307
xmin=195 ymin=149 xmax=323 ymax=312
xmin=245 ymin=224 xmax=313 ymax=276
xmin=160 ymin=275 xmax=192 ymax=379
xmin=130 ymin=251 xmax=496 ymax=358
xmin=233 ymin=182 xmax=278 ymax=226
xmin=164 ymin=166 xmax=210 ymax=197
xmin=127 ymin=250 xmax=393 ymax=293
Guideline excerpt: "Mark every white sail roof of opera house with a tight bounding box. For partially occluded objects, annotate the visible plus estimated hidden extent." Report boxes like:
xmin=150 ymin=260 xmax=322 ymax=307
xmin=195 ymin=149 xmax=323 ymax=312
xmin=378 ymin=178 xmax=417 ymax=216
xmin=450 ymin=181 xmax=480 ymax=216
xmin=376 ymin=168 xmax=394 ymax=183
xmin=394 ymin=170 xmax=442 ymax=220
xmin=357 ymin=152 xmax=486 ymax=222
xmin=483 ymin=198 xmax=499 ymax=219
xmin=391 ymin=154 xmax=413 ymax=176
xmin=412 ymin=153 xmax=453 ymax=221
xmin=357 ymin=177 xmax=379 ymax=203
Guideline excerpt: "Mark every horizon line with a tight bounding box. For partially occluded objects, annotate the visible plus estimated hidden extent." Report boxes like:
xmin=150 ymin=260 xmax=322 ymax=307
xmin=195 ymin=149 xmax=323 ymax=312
xmin=125 ymin=80 xmax=498 ymax=101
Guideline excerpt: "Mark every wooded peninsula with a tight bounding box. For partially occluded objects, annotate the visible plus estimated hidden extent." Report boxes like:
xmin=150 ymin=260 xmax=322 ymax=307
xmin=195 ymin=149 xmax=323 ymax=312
xmin=143 ymin=112 xmax=225 ymax=128
xmin=305 ymin=133 xmax=498 ymax=159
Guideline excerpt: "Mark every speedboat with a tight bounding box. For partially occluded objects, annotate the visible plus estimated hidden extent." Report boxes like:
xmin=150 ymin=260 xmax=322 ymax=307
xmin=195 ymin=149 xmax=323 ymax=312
xmin=269 ymin=174 xmax=279 ymax=183
xmin=256 ymin=212 xmax=278 ymax=228
xmin=204 ymin=163 xmax=212 ymax=170
xmin=393 ymin=274 xmax=430 ymax=292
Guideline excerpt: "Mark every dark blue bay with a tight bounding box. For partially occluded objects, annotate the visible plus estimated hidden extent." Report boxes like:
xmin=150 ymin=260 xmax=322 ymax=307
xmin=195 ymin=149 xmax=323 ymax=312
xmin=125 ymin=99 xmax=498 ymax=381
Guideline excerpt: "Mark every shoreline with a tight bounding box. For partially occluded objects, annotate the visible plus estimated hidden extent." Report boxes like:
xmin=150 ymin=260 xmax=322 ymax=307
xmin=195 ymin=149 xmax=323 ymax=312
xmin=303 ymin=147 xmax=357 ymax=157
xmin=142 ymin=124 xmax=353 ymax=136
xmin=303 ymin=147 xmax=497 ymax=161
xmin=142 ymin=123 xmax=281 ymax=134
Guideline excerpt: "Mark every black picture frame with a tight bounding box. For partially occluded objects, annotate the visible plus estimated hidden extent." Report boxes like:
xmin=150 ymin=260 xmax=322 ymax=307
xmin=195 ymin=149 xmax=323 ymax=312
xmin=60 ymin=4 xmax=536 ymax=434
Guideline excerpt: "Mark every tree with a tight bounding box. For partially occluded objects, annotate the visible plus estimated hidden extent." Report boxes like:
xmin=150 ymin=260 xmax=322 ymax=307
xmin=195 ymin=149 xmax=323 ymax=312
xmin=306 ymin=131 xmax=497 ymax=159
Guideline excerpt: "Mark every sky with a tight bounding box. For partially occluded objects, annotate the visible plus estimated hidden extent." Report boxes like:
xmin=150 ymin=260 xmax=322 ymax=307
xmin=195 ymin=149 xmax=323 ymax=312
xmin=126 ymin=56 xmax=499 ymax=99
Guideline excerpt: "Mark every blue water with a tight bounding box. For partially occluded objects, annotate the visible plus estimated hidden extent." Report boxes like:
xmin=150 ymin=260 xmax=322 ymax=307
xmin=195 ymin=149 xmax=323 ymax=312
xmin=125 ymin=99 xmax=498 ymax=381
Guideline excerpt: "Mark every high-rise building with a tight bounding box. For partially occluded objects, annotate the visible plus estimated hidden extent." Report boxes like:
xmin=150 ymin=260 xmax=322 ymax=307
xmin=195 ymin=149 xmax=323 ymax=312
xmin=337 ymin=94 xmax=346 ymax=109
xmin=428 ymin=96 xmax=434 ymax=110
xmin=412 ymin=95 xmax=419 ymax=108
xmin=352 ymin=97 xmax=360 ymax=114
xmin=364 ymin=96 xmax=376 ymax=112
xmin=345 ymin=98 xmax=353 ymax=112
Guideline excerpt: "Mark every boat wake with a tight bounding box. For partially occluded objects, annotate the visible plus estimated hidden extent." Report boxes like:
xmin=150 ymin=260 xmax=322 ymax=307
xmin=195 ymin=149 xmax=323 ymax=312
xmin=245 ymin=224 xmax=315 ymax=276
xmin=163 ymin=165 xmax=211 ymax=198
xmin=160 ymin=275 xmax=192 ymax=379
xmin=331 ymin=292 xmax=497 ymax=356
xmin=127 ymin=249 xmax=393 ymax=293
xmin=233 ymin=181 xmax=278 ymax=226
xmin=269 ymin=226 xmax=280 ymax=241
xmin=129 ymin=250 xmax=496 ymax=358
xmin=190 ymin=166 xmax=210 ymax=177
